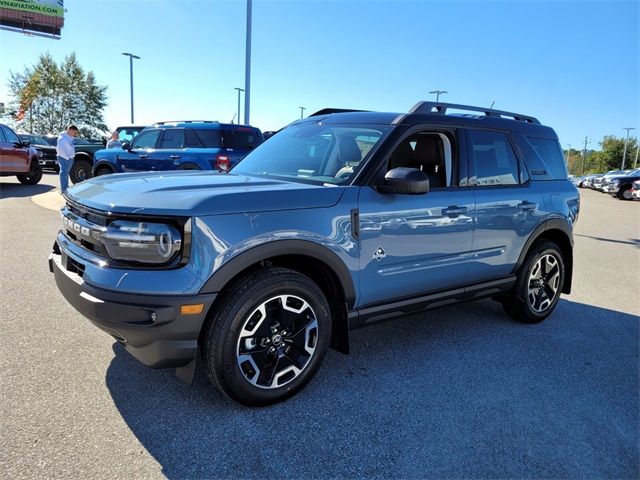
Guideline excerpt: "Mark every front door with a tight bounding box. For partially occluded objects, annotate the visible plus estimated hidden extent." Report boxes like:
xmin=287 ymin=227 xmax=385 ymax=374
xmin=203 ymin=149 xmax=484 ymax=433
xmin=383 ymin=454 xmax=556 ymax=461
xmin=357 ymin=128 xmax=475 ymax=307
xmin=118 ymin=128 xmax=161 ymax=172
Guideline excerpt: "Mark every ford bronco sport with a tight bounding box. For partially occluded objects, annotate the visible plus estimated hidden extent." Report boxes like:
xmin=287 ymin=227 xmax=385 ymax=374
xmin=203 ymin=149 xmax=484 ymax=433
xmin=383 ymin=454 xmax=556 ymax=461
xmin=50 ymin=102 xmax=579 ymax=406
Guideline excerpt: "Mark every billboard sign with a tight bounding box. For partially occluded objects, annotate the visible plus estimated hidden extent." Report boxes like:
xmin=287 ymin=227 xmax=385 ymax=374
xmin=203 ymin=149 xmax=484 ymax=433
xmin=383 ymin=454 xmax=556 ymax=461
xmin=0 ymin=0 xmax=64 ymax=38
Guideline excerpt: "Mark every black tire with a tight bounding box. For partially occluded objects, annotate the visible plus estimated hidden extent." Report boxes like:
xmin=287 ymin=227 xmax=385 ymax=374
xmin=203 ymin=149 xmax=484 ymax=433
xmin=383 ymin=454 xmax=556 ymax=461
xmin=204 ymin=267 xmax=331 ymax=406
xmin=70 ymin=158 xmax=92 ymax=184
xmin=502 ymin=241 xmax=565 ymax=324
xmin=17 ymin=160 xmax=43 ymax=185
xmin=618 ymin=187 xmax=633 ymax=200
xmin=94 ymin=166 xmax=113 ymax=177
xmin=53 ymin=164 xmax=60 ymax=174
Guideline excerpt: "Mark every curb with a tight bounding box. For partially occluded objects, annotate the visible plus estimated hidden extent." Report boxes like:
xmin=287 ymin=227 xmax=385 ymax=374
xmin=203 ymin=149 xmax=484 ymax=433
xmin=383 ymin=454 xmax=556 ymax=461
xmin=32 ymin=189 xmax=65 ymax=212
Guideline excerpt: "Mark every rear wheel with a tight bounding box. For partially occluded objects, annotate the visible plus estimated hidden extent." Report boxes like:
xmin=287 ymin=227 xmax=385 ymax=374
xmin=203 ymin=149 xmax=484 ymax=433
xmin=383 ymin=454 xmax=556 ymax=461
xmin=204 ymin=267 xmax=331 ymax=406
xmin=502 ymin=241 xmax=565 ymax=324
xmin=17 ymin=160 xmax=43 ymax=185
xmin=70 ymin=158 xmax=92 ymax=184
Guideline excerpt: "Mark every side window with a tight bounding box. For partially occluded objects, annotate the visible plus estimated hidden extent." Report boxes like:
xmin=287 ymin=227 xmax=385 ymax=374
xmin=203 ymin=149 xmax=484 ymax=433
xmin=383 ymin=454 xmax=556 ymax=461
xmin=387 ymin=131 xmax=455 ymax=188
xmin=158 ymin=128 xmax=185 ymax=149
xmin=469 ymin=130 xmax=519 ymax=186
xmin=0 ymin=127 xmax=7 ymax=143
xmin=191 ymin=129 xmax=221 ymax=148
xmin=185 ymin=129 xmax=204 ymax=148
xmin=3 ymin=126 xmax=20 ymax=144
xmin=118 ymin=128 xmax=141 ymax=143
xmin=131 ymin=129 xmax=161 ymax=150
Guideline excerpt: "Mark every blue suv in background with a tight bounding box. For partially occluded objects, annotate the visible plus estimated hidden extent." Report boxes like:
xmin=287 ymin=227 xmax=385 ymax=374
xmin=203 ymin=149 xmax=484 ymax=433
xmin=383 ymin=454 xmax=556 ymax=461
xmin=50 ymin=102 xmax=579 ymax=406
xmin=92 ymin=121 xmax=264 ymax=176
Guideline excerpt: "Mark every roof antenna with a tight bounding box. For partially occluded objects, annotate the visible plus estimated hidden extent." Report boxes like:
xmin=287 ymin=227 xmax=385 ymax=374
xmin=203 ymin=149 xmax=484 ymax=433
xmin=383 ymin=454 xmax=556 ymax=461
xmin=230 ymin=113 xmax=237 ymax=124
xmin=490 ymin=100 xmax=495 ymax=109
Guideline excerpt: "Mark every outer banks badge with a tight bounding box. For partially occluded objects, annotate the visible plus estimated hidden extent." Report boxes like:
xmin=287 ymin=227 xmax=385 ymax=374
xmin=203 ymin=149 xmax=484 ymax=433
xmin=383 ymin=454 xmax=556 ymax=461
xmin=373 ymin=246 xmax=386 ymax=261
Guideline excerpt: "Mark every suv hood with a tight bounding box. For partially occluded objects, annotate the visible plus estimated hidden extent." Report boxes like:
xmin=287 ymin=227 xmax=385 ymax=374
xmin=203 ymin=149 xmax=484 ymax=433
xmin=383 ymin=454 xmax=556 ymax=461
xmin=66 ymin=171 xmax=345 ymax=216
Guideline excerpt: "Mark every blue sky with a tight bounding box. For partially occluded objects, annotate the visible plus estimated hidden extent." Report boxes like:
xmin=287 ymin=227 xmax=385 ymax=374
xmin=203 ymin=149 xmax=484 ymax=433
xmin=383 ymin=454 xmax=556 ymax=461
xmin=1 ymin=0 xmax=638 ymax=150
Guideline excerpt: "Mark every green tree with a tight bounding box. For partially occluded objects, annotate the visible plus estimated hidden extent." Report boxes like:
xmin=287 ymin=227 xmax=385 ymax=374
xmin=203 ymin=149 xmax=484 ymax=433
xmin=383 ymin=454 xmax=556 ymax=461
xmin=6 ymin=52 xmax=108 ymax=138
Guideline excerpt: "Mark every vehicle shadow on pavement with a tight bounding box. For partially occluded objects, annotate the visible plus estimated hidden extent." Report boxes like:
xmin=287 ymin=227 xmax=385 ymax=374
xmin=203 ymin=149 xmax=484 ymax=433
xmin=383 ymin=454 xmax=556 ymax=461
xmin=105 ymin=298 xmax=639 ymax=479
xmin=574 ymin=233 xmax=640 ymax=247
xmin=0 ymin=182 xmax=55 ymax=199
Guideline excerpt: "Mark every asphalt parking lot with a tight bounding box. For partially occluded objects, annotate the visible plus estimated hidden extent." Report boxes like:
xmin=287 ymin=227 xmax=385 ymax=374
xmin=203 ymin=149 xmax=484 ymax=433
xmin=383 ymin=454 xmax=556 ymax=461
xmin=1 ymin=173 xmax=638 ymax=479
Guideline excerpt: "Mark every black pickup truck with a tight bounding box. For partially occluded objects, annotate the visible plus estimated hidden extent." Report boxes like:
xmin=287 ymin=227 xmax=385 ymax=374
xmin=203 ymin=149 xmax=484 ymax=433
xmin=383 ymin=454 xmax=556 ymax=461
xmin=602 ymin=169 xmax=640 ymax=200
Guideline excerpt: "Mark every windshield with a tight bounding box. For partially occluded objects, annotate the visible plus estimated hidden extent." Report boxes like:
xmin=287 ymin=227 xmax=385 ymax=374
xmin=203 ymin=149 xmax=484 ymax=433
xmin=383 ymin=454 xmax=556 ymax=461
xmin=232 ymin=122 xmax=391 ymax=185
xmin=20 ymin=134 xmax=50 ymax=145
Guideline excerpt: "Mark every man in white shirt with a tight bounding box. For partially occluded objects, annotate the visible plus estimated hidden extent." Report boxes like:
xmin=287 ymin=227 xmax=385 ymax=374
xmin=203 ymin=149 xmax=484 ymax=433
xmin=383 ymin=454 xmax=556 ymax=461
xmin=56 ymin=125 xmax=79 ymax=194
xmin=106 ymin=131 xmax=122 ymax=149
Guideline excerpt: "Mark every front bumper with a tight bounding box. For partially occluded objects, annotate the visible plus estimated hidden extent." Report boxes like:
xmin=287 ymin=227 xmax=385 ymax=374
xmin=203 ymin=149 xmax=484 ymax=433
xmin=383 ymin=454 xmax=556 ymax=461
xmin=49 ymin=251 xmax=217 ymax=368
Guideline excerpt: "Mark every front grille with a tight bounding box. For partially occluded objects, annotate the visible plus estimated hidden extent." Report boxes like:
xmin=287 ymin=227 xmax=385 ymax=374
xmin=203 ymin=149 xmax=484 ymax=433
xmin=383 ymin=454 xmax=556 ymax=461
xmin=62 ymin=201 xmax=108 ymax=256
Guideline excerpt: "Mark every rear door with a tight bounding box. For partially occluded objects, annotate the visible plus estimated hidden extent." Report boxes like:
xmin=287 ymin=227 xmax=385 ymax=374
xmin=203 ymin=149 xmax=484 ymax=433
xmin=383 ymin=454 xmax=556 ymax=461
xmin=118 ymin=128 xmax=161 ymax=172
xmin=466 ymin=129 xmax=543 ymax=283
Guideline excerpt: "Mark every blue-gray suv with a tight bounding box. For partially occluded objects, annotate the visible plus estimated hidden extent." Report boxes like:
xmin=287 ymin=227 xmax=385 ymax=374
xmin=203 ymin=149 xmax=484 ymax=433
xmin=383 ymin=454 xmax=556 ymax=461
xmin=50 ymin=102 xmax=579 ymax=406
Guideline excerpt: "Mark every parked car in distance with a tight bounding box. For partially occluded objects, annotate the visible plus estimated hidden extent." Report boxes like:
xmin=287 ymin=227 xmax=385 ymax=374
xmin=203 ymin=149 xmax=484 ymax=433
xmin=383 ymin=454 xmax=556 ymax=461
xmin=50 ymin=101 xmax=579 ymax=406
xmin=19 ymin=133 xmax=59 ymax=172
xmin=0 ymin=123 xmax=42 ymax=184
xmin=631 ymin=179 xmax=640 ymax=200
xmin=92 ymin=121 xmax=264 ymax=176
xmin=592 ymin=170 xmax=624 ymax=191
xmin=604 ymin=169 xmax=640 ymax=200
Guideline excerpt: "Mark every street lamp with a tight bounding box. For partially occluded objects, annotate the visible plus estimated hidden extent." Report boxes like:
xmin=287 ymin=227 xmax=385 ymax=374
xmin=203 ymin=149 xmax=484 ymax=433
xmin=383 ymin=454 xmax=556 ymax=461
xmin=429 ymin=90 xmax=447 ymax=102
xmin=244 ymin=0 xmax=252 ymax=125
xmin=565 ymin=144 xmax=571 ymax=169
xmin=621 ymin=127 xmax=635 ymax=170
xmin=234 ymin=88 xmax=244 ymax=125
xmin=122 ymin=52 xmax=141 ymax=124
xmin=299 ymin=106 xmax=306 ymax=119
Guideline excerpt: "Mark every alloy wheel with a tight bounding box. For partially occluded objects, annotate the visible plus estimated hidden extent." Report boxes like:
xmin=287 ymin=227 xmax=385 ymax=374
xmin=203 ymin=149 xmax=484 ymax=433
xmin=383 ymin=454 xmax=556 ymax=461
xmin=527 ymin=253 xmax=561 ymax=313
xmin=236 ymin=294 xmax=319 ymax=389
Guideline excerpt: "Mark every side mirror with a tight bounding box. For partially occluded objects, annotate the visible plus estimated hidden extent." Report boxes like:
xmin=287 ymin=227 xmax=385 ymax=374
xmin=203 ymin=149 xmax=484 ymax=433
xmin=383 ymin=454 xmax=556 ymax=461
xmin=20 ymin=140 xmax=30 ymax=148
xmin=383 ymin=167 xmax=430 ymax=194
xmin=121 ymin=141 xmax=131 ymax=151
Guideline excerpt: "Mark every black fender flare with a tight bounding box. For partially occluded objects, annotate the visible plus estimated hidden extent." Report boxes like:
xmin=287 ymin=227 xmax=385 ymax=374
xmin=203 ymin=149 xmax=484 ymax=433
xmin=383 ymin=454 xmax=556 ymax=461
xmin=92 ymin=160 xmax=116 ymax=174
xmin=514 ymin=217 xmax=573 ymax=293
xmin=199 ymin=239 xmax=356 ymax=307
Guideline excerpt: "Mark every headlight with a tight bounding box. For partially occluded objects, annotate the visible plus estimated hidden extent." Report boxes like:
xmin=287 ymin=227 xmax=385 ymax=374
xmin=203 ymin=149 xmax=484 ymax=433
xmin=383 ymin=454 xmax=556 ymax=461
xmin=101 ymin=220 xmax=182 ymax=265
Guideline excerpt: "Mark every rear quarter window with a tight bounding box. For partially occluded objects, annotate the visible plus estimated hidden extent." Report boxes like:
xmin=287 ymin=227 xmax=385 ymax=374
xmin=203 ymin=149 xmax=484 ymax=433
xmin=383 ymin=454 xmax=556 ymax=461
xmin=188 ymin=129 xmax=221 ymax=148
xmin=515 ymin=135 xmax=567 ymax=180
xmin=222 ymin=129 xmax=262 ymax=150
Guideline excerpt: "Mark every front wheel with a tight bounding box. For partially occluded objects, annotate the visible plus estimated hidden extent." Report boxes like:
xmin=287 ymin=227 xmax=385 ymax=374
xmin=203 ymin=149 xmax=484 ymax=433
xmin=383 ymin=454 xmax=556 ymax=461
xmin=502 ymin=242 xmax=565 ymax=324
xmin=17 ymin=160 xmax=43 ymax=185
xmin=70 ymin=158 xmax=92 ymax=184
xmin=618 ymin=187 xmax=633 ymax=200
xmin=204 ymin=267 xmax=331 ymax=406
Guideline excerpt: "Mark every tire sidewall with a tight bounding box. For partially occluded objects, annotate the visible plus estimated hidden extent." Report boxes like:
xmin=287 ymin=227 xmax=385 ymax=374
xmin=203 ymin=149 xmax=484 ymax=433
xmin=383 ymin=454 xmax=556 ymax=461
xmin=70 ymin=159 xmax=92 ymax=184
xmin=517 ymin=242 xmax=565 ymax=322
xmin=211 ymin=272 xmax=331 ymax=405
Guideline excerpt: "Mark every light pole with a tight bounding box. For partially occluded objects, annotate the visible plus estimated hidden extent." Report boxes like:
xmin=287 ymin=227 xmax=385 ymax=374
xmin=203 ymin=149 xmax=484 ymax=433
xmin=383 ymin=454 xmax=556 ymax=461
xmin=565 ymin=143 xmax=571 ymax=170
xmin=581 ymin=137 xmax=590 ymax=176
xmin=122 ymin=53 xmax=140 ymax=124
xmin=621 ymin=127 xmax=635 ymax=170
xmin=429 ymin=90 xmax=447 ymax=102
xmin=234 ymin=88 xmax=244 ymax=125
xmin=634 ymin=144 xmax=639 ymax=169
xmin=299 ymin=107 xmax=306 ymax=119
xmin=244 ymin=0 xmax=252 ymax=125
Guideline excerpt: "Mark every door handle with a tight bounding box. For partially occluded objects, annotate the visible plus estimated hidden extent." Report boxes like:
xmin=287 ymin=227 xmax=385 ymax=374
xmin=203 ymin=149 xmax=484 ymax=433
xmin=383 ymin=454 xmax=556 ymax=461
xmin=518 ymin=201 xmax=536 ymax=211
xmin=170 ymin=155 xmax=181 ymax=159
xmin=138 ymin=154 xmax=149 ymax=159
xmin=442 ymin=205 xmax=468 ymax=216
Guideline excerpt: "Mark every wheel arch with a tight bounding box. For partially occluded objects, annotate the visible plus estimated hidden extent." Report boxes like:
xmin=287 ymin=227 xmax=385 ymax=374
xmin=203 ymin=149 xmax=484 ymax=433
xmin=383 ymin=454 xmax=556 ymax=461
xmin=92 ymin=160 xmax=116 ymax=175
xmin=198 ymin=240 xmax=355 ymax=354
xmin=515 ymin=218 xmax=574 ymax=294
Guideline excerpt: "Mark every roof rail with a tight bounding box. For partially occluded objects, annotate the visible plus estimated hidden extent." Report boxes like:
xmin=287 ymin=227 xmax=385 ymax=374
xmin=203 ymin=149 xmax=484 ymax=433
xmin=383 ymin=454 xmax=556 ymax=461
xmin=308 ymin=108 xmax=368 ymax=117
xmin=408 ymin=101 xmax=540 ymax=124
xmin=154 ymin=120 xmax=220 ymax=125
